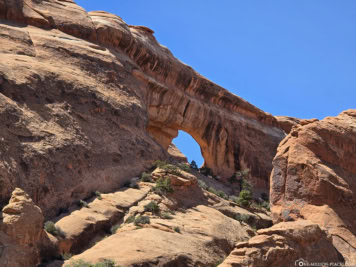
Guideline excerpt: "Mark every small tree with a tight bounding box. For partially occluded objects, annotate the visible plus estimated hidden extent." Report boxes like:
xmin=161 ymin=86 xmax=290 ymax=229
xmin=234 ymin=169 xmax=250 ymax=192
xmin=144 ymin=201 xmax=160 ymax=214
xmin=236 ymin=189 xmax=253 ymax=207
xmin=190 ymin=160 xmax=199 ymax=170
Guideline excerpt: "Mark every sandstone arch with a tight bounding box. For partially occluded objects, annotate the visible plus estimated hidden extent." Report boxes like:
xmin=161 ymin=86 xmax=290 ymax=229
xmin=0 ymin=2 xmax=285 ymax=216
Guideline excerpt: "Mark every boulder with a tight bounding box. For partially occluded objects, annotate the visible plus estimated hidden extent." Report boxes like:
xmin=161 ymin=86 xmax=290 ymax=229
xmin=0 ymin=188 xmax=45 ymax=266
xmin=220 ymin=220 xmax=343 ymax=267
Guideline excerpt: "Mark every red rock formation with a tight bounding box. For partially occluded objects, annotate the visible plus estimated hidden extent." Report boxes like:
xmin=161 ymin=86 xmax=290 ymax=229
xmin=0 ymin=0 xmax=284 ymax=215
xmin=89 ymin=10 xmax=285 ymax=189
xmin=0 ymin=188 xmax=46 ymax=266
xmin=271 ymin=109 xmax=356 ymax=264
xmin=220 ymin=220 xmax=343 ymax=267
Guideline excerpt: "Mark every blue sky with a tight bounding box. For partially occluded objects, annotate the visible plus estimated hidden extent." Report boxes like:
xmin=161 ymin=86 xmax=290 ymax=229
xmin=77 ymin=0 xmax=356 ymax=166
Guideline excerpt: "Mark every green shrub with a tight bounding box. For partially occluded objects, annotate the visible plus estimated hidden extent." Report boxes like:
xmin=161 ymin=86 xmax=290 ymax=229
xmin=229 ymin=196 xmax=238 ymax=203
xmin=198 ymin=180 xmax=208 ymax=190
xmin=110 ymin=224 xmax=120 ymax=234
xmin=236 ymin=169 xmax=250 ymax=179
xmin=189 ymin=160 xmax=199 ymax=170
xmin=144 ymin=201 xmax=160 ymax=214
xmin=134 ymin=216 xmax=150 ymax=226
xmin=207 ymin=186 xmax=218 ymax=195
xmin=261 ymin=201 xmax=270 ymax=211
xmin=153 ymin=178 xmax=174 ymax=195
xmin=125 ymin=215 xmax=135 ymax=224
xmin=235 ymin=214 xmax=250 ymax=223
xmin=154 ymin=160 xmax=181 ymax=176
xmin=160 ymin=212 xmax=173 ymax=219
xmin=241 ymin=178 xmax=252 ymax=191
xmin=65 ymin=259 xmax=120 ymax=267
xmin=94 ymin=191 xmax=102 ymax=200
xmin=79 ymin=200 xmax=89 ymax=208
xmin=236 ymin=190 xmax=252 ymax=207
xmin=141 ymin=172 xmax=153 ymax=182
xmin=173 ymin=226 xmax=181 ymax=233
xmin=217 ymin=190 xmax=228 ymax=200
xmin=44 ymin=221 xmax=65 ymax=238
xmin=177 ymin=163 xmax=190 ymax=172
xmin=62 ymin=253 xmax=72 ymax=260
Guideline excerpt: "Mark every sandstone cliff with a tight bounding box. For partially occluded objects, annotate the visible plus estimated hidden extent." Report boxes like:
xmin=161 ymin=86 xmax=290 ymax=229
xmin=0 ymin=1 xmax=355 ymax=267
xmin=0 ymin=0 xmax=284 ymax=217
xmin=271 ymin=109 xmax=356 ymax=264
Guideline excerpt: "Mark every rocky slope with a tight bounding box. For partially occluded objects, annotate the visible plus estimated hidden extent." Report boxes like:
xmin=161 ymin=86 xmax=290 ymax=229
xmin=0 ymin=1 xmax=355 ymax=267
xmin=270 ymin=110 xmax=356 ymax=264
xmin=0 ymin=0 xmax=284 ymax=217
xmin=1 ymin=166 xmax=272 ymax=266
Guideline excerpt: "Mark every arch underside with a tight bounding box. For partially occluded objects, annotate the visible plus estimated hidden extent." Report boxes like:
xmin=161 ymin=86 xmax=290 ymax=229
xmin=144 ymin=76 xmax=285 ymax=193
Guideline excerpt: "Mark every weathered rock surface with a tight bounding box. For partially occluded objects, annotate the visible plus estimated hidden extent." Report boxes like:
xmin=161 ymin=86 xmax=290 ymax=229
xmin=0 ymin=188 xmax=45 ymax=266
xmin=64 ymin=169 xmax=268 ymax=267
xmin=220 ymin=220 xmax=343 ymax=267
xmin=167 ymin=143 xmax=188 ymax=163
xmin=271 ymin=109 xmax=356 ymax=264
xmin=275 ymin=116 xmax=301 ymax=134
xmin=0 ymin=0 xmax=284 ymax=217
xmin=55 ymin=185 xmax=152 ymax=254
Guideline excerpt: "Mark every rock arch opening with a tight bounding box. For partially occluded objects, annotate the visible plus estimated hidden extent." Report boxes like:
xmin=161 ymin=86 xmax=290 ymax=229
xmin=172 ymin=130 xmax=204 ymax=167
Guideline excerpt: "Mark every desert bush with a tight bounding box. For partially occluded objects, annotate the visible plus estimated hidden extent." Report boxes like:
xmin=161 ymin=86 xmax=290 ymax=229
xmin=94 ymin=191 xmax=102 ymax=200
xmin=198 ymin=180 xmax=208 ymax=190
xmin=154 ymin=160 xmax=181 ymax=175
xmin=125 ymin=215 xmax=135 ymax=224
xmin=44 ymin=221 xmax=65 ymax=238
xmin=134 ymin=216 xmax=150 ymax=226
xmin=65 ymin=259 xmax=120 ymax=267
xmin=229 ymin=169 xmax=250 ymax=185
xmin=207 ymin=186 xmax=218 ymax=195
xmin=229 ymin=196 xmax=238 ymax=203
xmin=217 ymin=190 xmax=228 ymax=200
xmin=160 ymin=212 xmax=173 ymax=219
xmin=110 ymin=224 xmax=120 ymax=234
xmin=189 ymin=160 xmax=199 ymax=170
xmin=153 ymin=178 xmax=174 ymax=195
xmin=261 ymin=201 xmax=270 ymax=211
xmin=236 ymin=190 xmax=253 ymax=207
xmin=241 ymin=178 xmax=252 ymax=191
xmin=173 ymin=226 xmax=181 ymax=233
xmin=141 ymin=172 xmax=153 ymax=182
xmin=61 ymin=253 xmax=72 ymax=260
xmin=235 ymin=214 xmax=250 ymax=223
xmin=144 ymin=201 xmax=160 ymax=214
xmin=78 ymin=200 xmax=89 ymax=208
xmin=177 ymin=163 xmax=190 ymax=172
